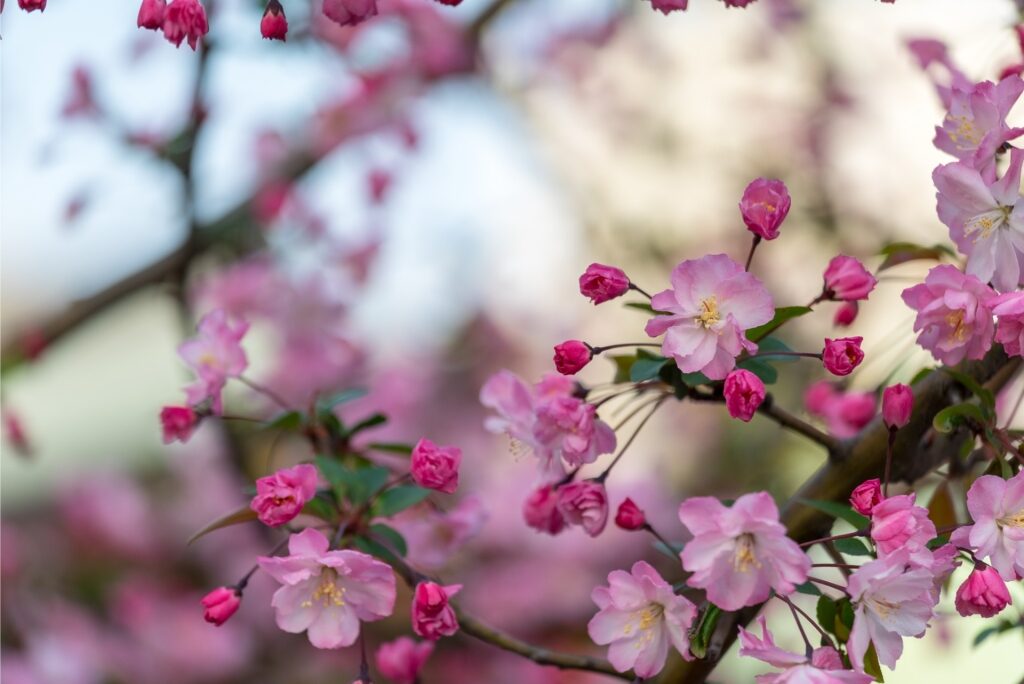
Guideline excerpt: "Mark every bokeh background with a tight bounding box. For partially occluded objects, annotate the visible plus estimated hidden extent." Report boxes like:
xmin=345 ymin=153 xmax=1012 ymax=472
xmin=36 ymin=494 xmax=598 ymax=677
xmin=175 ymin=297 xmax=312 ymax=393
xmin=2 ymin=0 xmax=1023 ymax=682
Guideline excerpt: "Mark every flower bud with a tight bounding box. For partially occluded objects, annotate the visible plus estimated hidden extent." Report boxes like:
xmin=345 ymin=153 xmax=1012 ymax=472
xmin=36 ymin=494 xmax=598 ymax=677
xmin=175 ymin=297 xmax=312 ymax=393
xmin=955 ymin=565 xmax=1012 ymax=618
xmin=614 ymin=498 xmax=646 ymax=530
xmin=833 ymin=301 xmax=858 ymax=327
xmin=553 ymin=340 xmax=592 ymax=375
xmin=823 ymin=255 xmax=876 ymax=302
xmin=137 ymin=0 xmax=166 ymax=28
xmin=410 ymin=438 xmax=461 ymax=494
xmin=723 ymin=369 xmax=766 ymax=422
xmin=412 ymin=581 xmax=461 ymax=640
xmin=160 ymin=405 xmax=199 ymax=444
xmin=18 ymin=0 xmax=46 ymax=11
xmin=739 ymin=177 xmax=791 ymax=240
xmin=822 ymin=337 xmax=864 ymax=376
xmin=260 ymin=0 xmax=288 ymax=40
xmin=201 ymin=586 xmax=241 ymax=626
xmin=579 ymin=263 xmax=630 ymax=304
xmin=376 ymin=637 xmax=433 ymax=684
xmin=556 ymin=481 xmax=608 ymax=537
xmin=881 ymin=383 xmax=913 ymax=430
xmin=523 ymin=485 xmax=566 ymax=535
xmin=162 ymin=0 xmax=208 ymax=50
xmin=849 ymin=478 xmax=883 ymax=516
xmin=251 ymin=464 xmax=318 ymax=526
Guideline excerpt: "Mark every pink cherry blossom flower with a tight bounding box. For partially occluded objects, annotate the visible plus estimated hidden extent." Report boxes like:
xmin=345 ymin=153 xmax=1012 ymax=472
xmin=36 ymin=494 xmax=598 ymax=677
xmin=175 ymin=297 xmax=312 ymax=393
xmin=178 ymin=309 xmax=249 ymax=414
xmin=250 ymin=463 xmax=319 ymax=527
xmin=933 ymin=148 xmax=1024 ymax=292
xmin=901 ymin=265 xmax=996 ymax=365
xmin=260 ymin=0 xmax=288 ymax=40
xmin=160 ymin=405 xmax=199 ymax=444
xmin=650 ymin=0 xmax=688 ymax=12
xmin=954 ymin=564 xmax=1012 ymax=618
xmin=553 ymin=340 xmax=592 ymax=375
xmin=850 ymin=479 xmax=883 ymax=517
xmin=645 ymin=254 xmax=774 ymax=380
xmin=991 ymin=291 xmax=1024 ymax=357
xmin=556 ymin=480 xmax=609 ymax=537
xmin=739 ymin=616 xmax=873 ymax=684
xmin=804 ymin=382 xmax=875 ymax=438
xmin=322 ymin=0 xmax=377 ymax=27
xmin=522 ymin=484 xmax=567 ymax=535
xmin=822 ymin=256 xmax=877 ymax=302
xmin=258 ymin=528 xmax=396 ymax=648
xmin=882 ymin=384 xmax=913 ymax=429
xmin=375 ymin=637 xmax=433 ymax=684
xmin=411 ymin=582 xmax=461 ymax=640
xmin=834 ymin=301 xmax=858 ymax=327
xmin=480 ymin=371 xmax=616 ymax=478
xmin=724 ymin=368 xmax=766 ymax=422
xmin=588 ymin=561 xmax=697 ymax=678
xmin=739 ymin=178 xmax=791 ymax=240
xmin=870 ymin=494 xmax=937 ymax=564
xmin=615 ymin=498 xmax=646 ymax=531
xmin=579 ymin=263 xmax=630 ymax=304
xmin=410 ymin=438 xmax=461 ymax=494
xmin=847 ymin=550 xmax=936 ymax=670
xmin=934 ymin=77 xmax=1024 ymax=178
xmin=137 ymin=0 xmax=166 ymax=29
xmin=162 ymin=0 xmax=209 ymax=50
xmin=678 ymin=492 xmax=810 ymax=611
xmin=200 ymin=587 xmax=241 ymax=626
xmin=950 ymin=471 xmax=1024 ymax=580
xmin=822 ymin=337 xmax=864 ymax=376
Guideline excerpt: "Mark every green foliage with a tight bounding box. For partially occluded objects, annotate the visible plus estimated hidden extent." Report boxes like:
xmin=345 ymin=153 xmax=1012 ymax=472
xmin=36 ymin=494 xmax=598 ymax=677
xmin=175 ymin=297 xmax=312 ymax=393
xmin=372 ymin=485 xmax=431 ymax=517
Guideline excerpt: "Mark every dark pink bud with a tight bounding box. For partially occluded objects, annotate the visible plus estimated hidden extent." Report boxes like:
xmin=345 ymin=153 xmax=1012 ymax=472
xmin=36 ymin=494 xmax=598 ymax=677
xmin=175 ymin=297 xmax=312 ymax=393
xmin=822 ymin=337 xmax=864 ymax=376
xmin=432 ymin=0 xmax=463 ymax=4
xmin=555 ymin=481 xmax=608 ymax=537
xmin=160 ymin=405 xmax=199 ymax=444
xmin=614 ymin=498 xmax=646 ymax=530
xmin=739 ymin=177 xmax=790 ymax=240
xmin=410 ymin=438 xmax=461 ymax=494
xmin=137 ymin=0 xmax=166 ymax=28
xmin=823 ymin=255 xmax=876 ymax=302
xmin=553 ymin=340 xmax=592 ymax=375
xmin=162 ymin=0 xmax=208 ymax=50
xmin=650 ymin=0 xmax=688 ymax=13
xmin=881 ymin=383 xmax=913 ymax=429
xmin=849 ymin=478 xmax=883 ymax=516
xmin=260 ymin=0 xmax=287 ymax=40
xmin=723 ymin=369 xmax=766 ymax=422
xmin=523 ymin=485 xmax=566 ymax=535
xmin=412 ymin=581 xmax=461 ymax=640
xmin=579 ymin=263 xmax=630 ymax=304
xmin=833 ymin=301 xmax=859 ymax=327
xmin=18 ymin=0 xmax=46 ymax=11
xmin=955 ymin=565 xmax=1012 ymax=618
xmin=201 ymin=586 xmax=241 ymax=625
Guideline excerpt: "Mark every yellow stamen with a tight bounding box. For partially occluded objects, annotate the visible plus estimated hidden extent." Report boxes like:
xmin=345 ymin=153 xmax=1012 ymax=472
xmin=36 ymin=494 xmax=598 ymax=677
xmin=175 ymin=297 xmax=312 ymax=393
xmin=301 ymin=569 xmax=346 ymax=608
xmin=695 ymin=296 xmax=721 ymax=329
xmin=997 ymin=508 xmax=1024 ymax=528
xmin=733 ymin=533 xmax=761 ymax=573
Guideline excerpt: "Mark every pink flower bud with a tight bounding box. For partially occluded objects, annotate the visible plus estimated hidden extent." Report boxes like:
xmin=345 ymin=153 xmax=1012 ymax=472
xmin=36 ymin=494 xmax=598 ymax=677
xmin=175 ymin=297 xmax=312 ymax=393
xmin=739 ymin=177 xmax=791 ymax=240
xmin=410 ymin=438 xmax=461 ymax=494
xmin=833 ymin=301 xmax=858 ymax=327
xmin=322 ymin=0 xmax=378 ymax=27
xmin=881 ymin=383 xmax=913 ymax=430
xmin=579 ymin=263 xmax=630 ymax=304
xmin=260 ymin=0 xmax=287 ymax=40
xmin=823 ymin=255 xmax=876 ymax=302
xmin=723 ymin=369 xmax=766 ymax=422
xmin=250 ymin=463 xmax=318 ymax=526
xmin=412 ymin=581 xmax=461 ymax=640
xmin=162 ymin=0 xmax=208 ymax=50
xmin=18 ymin=0 xmax=46 ymax=11
xmin=650 ymin=0 xmax=689 ymax=13
xmin=955 ymin=565 xmax=1012 ymax=618
xmin=822 ymin=337 xmax=864 ymax=376
xmin=553 ymin=340 xmax=592 ymax=375
xmin=556 ymin=481 xmax=608 ymax=537
xmin=849 ymin=478 xmax=883 ymax=516
xmin=523 ymin=484 xmax=566 ymax=535
xmin=201 ymin=586 xmax=241 ymax=626
xmin=160 ymin=405 xmax=199 ymax=444
xmin=614 ymin=498 xmax=646 ymax=530
xmin=137 ymin=0 xmax=166 ymax=28
xmin=375 ymin=637 xmax=433 ymax=684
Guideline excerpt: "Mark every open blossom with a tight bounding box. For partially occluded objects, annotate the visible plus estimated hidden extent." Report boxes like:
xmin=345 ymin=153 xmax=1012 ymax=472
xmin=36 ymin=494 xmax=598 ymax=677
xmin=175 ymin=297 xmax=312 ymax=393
xmin=991 ymin=291 xmax=1024 ymax=357
xmin=137 ymin=0 xmax=166 ymax=28
xmin=739 ymin=178 xmax=791 ymax=240
xmin=850 ymin=479 xmax=883 ymax=517
xmin=579 ymin=263 xmax=630 ymax=304
xmin=553 ymin=340 xmax=592 ymax=375
xmin=261 ymin=0 xmax=288 ymax=40
xmin=523 ymin=484 xmax=567 ymax=535
xmin=375 ymin=637 xmax=433 ymax=684
xmin=804 ymin=382 xmax=875 ymax=438
xmin=955 ymin=565 xmax=1012 ymax=618
xmin=822 ymin=256 xmax=876 ymax=301
xmin=412 ymin=582 xmax=460 ymax=640
xmin=178 ymin=309 xmax=249 ymax=414
xmin=410 ymin=438 xmax=461 ymax=494
xmin=901 ymin=265 xmax=996 ymax=365
xmin=322 ymin=0 xmax=377 ymax=27
xmin=678 ymin=492 xmax=810 ymax=611
xmin=822 ymin=337 xmax=864 ymax=376
xmin=934 ymin=77 xmax=1024 ymax=177
xmin=162 ymin=0 xmax=209 ymax=50
xmin=847 ymin=551 xmax=936 ymax=670
xmin=870 ymin=494 xmax=937 ymax=564
xmin=480 ymin=371 xmax=615 ymax=478
xmin=615 ymin=498 xmax=646 ymax=531
xmin=200 ymin=586 xmax=241 ymax=626
xmin=882 ymin=384 xmax=913 ymax=429
xmin=250 ymin=464 xmax=318 ymax=527
xmin=724 ymin=369 xmax=766 ymax=422
xmin=556 ymin=481 xmax=609 ymax=537
xmin=258 ymin=528 xmax=396 ymax=648
xmin=950 ymin=471 xmax=1024 ymax=580
xmin=933 ymin=148 xmax=1024 ymax=292
xmin=588 ymin=561 xmax=697 ymax=678
xmin=160 ymin=405 xmax=198 ymax=444
xmin=739 ymin=616 xmax=873 ymax=684
xmin=645 ymin=254 xmax=773 ymax=380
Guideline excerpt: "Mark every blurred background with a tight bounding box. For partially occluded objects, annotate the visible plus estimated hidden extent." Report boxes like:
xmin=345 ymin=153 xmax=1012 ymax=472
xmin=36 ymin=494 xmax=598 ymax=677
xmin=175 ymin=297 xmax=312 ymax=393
xmin=2 ymin=0 xmax=1023 ymax=682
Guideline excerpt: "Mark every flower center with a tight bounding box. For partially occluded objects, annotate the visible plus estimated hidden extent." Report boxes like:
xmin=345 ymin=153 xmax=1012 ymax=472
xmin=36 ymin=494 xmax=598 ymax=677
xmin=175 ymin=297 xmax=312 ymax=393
xmin=946 ymin=114 xmax=981 ymax=147
xmin=733 ymin=533 xmax=761 ymax=572
xmin=997 ymin=508 xmax=1024 ymax=529
xmin=302 ymin=568 xmax=346 ymax=608
xmin=868 ymin=596 xmax=899 ymax=618
xmin=945 ymin=309 xmax=969 ymax=342
xmin=964 ymin=207 xmax=1011 ymax=242
xmin=695 ymin=296 xmax=721 ymax=329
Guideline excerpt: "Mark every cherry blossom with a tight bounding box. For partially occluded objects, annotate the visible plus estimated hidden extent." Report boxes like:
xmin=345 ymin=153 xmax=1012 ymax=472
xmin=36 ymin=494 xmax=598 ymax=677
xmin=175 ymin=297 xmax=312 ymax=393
xmin=738 ymin=616 xmax=873 ymax=683
xmin=177 ymin=309 xmax=249 ymax=414
xmin=901 ymin=265 xmax=996 ymax=365
xmin=410 ymin=438 xmax=461 ymax=494
xmin=954 ymin=564 xmax=1012 ymax=618
xmin=250 ymin=464 xmax=319 ymax=527
xmin=950 ymin=471 xmax=1024 ymax=580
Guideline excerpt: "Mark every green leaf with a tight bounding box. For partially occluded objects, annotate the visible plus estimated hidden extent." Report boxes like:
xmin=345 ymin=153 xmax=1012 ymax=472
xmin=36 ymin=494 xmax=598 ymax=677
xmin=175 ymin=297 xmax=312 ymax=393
xmin=346 ymin=413 xmax=388 ymax=436
xmin=909 ymin=367 xmax=934 ymax=385
xmin=833 ymin=599 xmax=855 ymax=641
xmin=368 ymin=442 xmax=414 ymax=455
xmin=747 ymin=306 xmax=813 ymax=343
xmin=264 ymin=411 xmax=304 ymax=431
xmin=316 ymin=457 xmax=389 ymax=505
xmin=863 ymin=643 xmax=885 ymax=682
xmin=373 ymin=485 xmax=431 ymax=517
xmin=630 ymin=357 xmax=669 ymax=383
xmin=187 ymin=506 xmax=259 ymax=545
xmin=624 ymin=301 xmax=655 ymax=314
xmin=302 ymin=492 xmax=338 ymax=521
xmin=677 ymin=371 xmax=711 ymax=387
xmin=316 ymin=388 xmax=368 ymax=413
xmin=354 ymin=536 xmax=402 ymax=565
xmin=877 ymin=242 xmax=954 ymax=272
xmin=754 ymin=337 xmax=800 ymax=363
xmin=816 ymin=596 xmax=838 ymax=637
xmin=368 ymin=523 xmax=408 ymax=557
xmin=833 ymin=537 xmax=873 ymax=556
xmin=653 ymin=540 xmax=685 ymax=559
xmin=611 ymin=355 xmax=636 ymax=384
xmin=795 ymin=581 xmax=822 ymax=596
xmin=797 ymin=498 xmax=870 ymax=530
xmin=689 ymin=605 xmax=721 ymax=660
xmin=926 ymin=534 xmax=950 ymax=550
xmin=737 ymin=357 xmax=778 ymax=385
xmin=933 ymin=403 xmax=988 ymax=434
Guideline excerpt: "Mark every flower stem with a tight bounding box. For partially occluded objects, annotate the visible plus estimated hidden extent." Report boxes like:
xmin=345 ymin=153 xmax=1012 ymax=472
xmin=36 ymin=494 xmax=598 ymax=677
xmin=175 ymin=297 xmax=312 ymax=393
xmin=237 ymin=375 xmax=292 ymax=411
xmin=628 ymin=282 xmax=652 ymax=299
xmin=798 ymin=528 xmax=866 ymax=548
xmin=744 ymin=234 xmax=762 ymax=271
xmin=597 ymin=396 xmax=667 ymax=483
xmin=883 ymin=428 xmax=896 ymax=497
